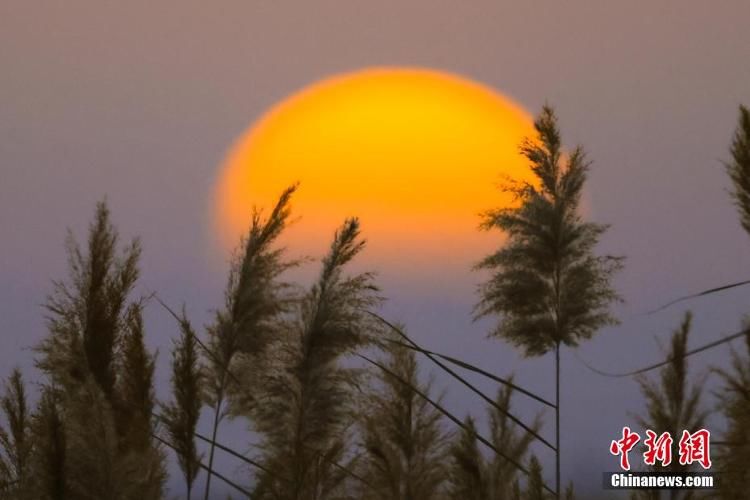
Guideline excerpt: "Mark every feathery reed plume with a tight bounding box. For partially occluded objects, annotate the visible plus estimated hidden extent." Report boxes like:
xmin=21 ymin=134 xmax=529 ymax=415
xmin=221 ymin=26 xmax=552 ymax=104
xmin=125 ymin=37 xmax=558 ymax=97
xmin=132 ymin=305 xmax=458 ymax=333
xmin=0 ymin=369 xmax=32 ymax=498
xmin=250 ymin=217 xmax=381 ymax=499
xmin=476 ymin=105 xmax=622 ymax=498
xmin=712 ymin=318 xmax=750 ymax=499
xmin=30 ymin=389 xmax=68 ymax=500
xmin=448 ymin=381 xmax=542 ymax=499
xmin=203 ymin=185 xmax=298 ymax=500
xmin=726 ymin=105 xmax=750 ymax=236
xmin=163 ymin=309 xmax=204 ymax=500
xmin=357 ymin=328 xmax=449 ymax=499
xmin=631 ymin=312 xmax=708 ymax=500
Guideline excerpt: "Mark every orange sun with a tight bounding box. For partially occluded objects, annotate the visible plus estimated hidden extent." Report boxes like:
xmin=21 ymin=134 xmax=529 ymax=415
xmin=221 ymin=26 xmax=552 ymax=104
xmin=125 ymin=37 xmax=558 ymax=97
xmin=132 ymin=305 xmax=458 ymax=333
xmin=214 ymin=67 xmax=535 ymax=284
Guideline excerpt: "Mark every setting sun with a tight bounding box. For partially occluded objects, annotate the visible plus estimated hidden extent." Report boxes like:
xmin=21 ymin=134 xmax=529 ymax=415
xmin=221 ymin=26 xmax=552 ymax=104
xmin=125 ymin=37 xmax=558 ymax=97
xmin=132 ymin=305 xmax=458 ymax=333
xmin=214 ymin=67 xmax=535 ymax=278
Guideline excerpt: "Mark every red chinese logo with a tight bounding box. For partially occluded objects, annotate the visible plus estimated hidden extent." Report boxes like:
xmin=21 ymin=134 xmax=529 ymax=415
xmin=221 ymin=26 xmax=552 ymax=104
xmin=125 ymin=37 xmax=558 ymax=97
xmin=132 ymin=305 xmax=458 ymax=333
xmin=643 ymin=430 xmax=673 ymax=467
xmin=678 ymin=429 xmax=712 ymax=469
xmin=610 ymin=427 xmax=711 ymax=470
xmin=610 ymin=426 xmax=640 ymax=471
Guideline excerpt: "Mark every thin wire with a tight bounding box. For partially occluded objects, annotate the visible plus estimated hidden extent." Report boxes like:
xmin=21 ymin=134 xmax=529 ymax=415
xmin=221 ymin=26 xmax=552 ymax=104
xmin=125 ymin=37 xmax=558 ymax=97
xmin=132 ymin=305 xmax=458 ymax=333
xmin=382 ymin=338 xmax=556 ymax=409
xmin=151 ymin=406 xmax=288 ymax=482
xmin=645 ymin=279 xmax=750 ymax=315
xmin=152 ymin=280 xmax=750 ymax=492
xmin=574 ymin=327 xmax=750 ymax=378
xmin=192 ymin=427 xmax=373 ymax=491
xmin=151 ymin=294 xmax=241 ymax=385
xmin=367 ymin=313 xmax=554 ymax=450
xmin=152 ymin=433 xmax=252 ymax=498
xmin=367 ymin=311 xmax=555 ymax=409
xmin=152 ymin=292 xmax=378 ymax=494
xmin=357 ymin=352 xmax=557 ymax=497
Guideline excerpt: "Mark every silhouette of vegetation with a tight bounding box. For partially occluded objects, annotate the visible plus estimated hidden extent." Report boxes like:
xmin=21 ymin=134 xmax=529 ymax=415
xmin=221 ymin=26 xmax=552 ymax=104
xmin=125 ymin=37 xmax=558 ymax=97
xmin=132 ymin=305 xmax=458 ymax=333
xmin=202 ymin=184 xmax=298 ymax=500
xmin=30 ymin=389 xmax=68 ymax=500
xmin=372 ymin=317 xmax=554 ymax=453
xmin=28 ymin=201 xmax=166 ymax=500
xmin=726 ymin=105 xmax=750 ymax=235
xmin=448 ymin=381 xmax=541 ymax=500
xmin=0 ymin=369 xmax=32 ymax=498
xmin=524 ymin=456 xmax=547 ymax=500
xmin=714 ymin=318 xmax=750 ymax=500
xmin=115 ymin=302 xmax=167 ymax=498
xmin=357 ymin=330 xmax=449 ymax=499
xmin=708 ymin=104 xmax=750 ymax=499
xmin=7 ymin=103 xmax=750 ymax=500
xmin=476 ymin=105 xmax=623 ymax=497
xmin=38 ymin=202 xmax=140 ymax=400
xmin=248 ymin=217 xmax=381 ymax=499
xmin=475 ymin=105 xmax=623 ymax=355
xmin=163 ymin=309 xmax=204 ymax=500
xmin=630 ymin=313 xmax=708 ymax=500
xmin=448 ymin=416 xmax=485 ymax=499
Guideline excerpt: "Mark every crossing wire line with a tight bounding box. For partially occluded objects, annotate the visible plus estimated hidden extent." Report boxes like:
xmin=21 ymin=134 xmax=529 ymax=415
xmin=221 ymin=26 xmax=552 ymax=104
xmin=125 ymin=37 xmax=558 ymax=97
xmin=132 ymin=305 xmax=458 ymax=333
xmin=573 ymin=327 xmax=750 ymax=378
xmin=357 ymin=352 xmax=558 ymax=497
xmin=152 ymin=293 xmax=377 ymax=494
xmin=145 ymin=275 xmax=749 ymax=497
xmin=367 ymin=311 xmax=556 ymax=450
xmin=645 ymin=279 xmax=750 ymax=315
xmin=151 ymin=432 xmax=253 ymax=498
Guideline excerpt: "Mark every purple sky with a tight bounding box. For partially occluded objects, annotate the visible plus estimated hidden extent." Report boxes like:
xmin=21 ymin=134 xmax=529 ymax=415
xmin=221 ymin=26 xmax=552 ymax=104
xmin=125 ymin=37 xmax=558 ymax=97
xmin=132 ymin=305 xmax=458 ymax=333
xmin=2 ymin=2 xmax=750 ymax=498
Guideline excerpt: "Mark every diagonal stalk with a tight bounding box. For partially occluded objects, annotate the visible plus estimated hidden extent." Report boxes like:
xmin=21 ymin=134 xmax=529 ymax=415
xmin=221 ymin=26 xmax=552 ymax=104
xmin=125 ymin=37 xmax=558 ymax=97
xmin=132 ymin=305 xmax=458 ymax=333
xmin=555 ymin=341 xmax=561 ymax=500
xmin=358 ymin=352 xmax=557 ymax=495
xmin=203 ymin=388 xmax=225 ymax=500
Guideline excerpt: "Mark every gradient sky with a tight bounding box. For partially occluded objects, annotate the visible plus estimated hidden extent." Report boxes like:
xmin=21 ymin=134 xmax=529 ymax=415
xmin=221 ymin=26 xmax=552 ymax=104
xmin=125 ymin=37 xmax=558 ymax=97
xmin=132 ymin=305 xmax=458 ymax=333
xmin=2 ymin=2 xmax=750 ymax=498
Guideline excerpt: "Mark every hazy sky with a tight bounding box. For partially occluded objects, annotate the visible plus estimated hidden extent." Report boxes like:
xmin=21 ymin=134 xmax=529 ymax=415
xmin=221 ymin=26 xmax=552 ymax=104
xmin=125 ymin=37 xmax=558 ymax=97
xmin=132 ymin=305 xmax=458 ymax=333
xmin=2 ymin=2 xmax=750 ymax=498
